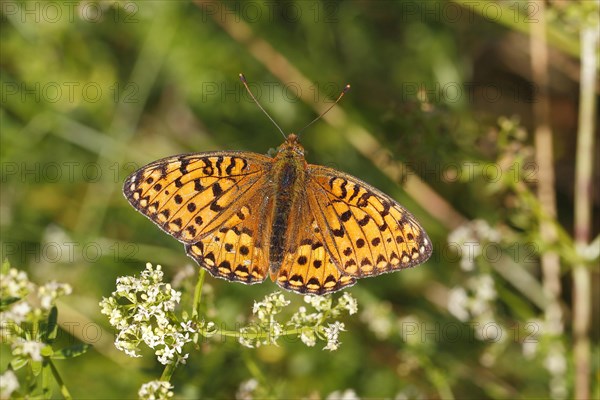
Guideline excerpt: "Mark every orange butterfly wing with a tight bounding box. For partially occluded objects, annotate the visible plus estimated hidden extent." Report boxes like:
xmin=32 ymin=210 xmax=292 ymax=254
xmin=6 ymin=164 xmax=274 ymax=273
xmin=123 ymin=152 xmax=274 ymax=283
xmin=307 ymin=165 xmax=432 ymax=278
xmin=274 ymin=194 xmax=356 ymax=294
xmin=273 ymin=164 xmax=431 ymax=295
xmin=124 ymin=137 xmax=432 ymax=295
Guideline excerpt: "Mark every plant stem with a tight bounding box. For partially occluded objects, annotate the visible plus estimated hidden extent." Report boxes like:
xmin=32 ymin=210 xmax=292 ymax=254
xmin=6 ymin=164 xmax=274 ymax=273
xmin=214 ymin=327 xmax=303 ymax=339
xmin=192 ymin=268 xmax=206 ymax=321
xmin=242 ymin=351 xmax=269 ymax=387
xmin=573 ymin=24 xmax=598 ymax=400
xmin=42 ymin=361 xmax=51 ymax=399
xmin=48 ymin=359 xmax=72 ymax=400
xmin=160 ymin=362 xmax=177 ymax=382
xmin=530 ymin=0 xmax=563 ymax=339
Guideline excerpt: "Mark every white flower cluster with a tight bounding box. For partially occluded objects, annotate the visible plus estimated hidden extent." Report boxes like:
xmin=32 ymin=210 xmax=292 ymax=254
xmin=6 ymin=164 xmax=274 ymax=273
xmin=447 ymin=274 xmax=497 ymax=324
xmin=448 ymin=219 xmax=501 ymax=271
xmin=294 ymin=293 xmax=356 ymax=351
xmin=0 ymin=268 xmax=33 ymax=299
xmin=138 ymin=380 xmax=174 ymax=400
xmin=359 ymin=301 xmax=393 ymax=339
xmin=0 ymin=267 xmax=72 ymax=331
xmin=0 ymin=370 xmax=19 ymax=399
xmin=235 ymin=378 xmax=258 ymax=400
xmin=238 ymin=291 xmax=357 ymax=351
xmin=322 ymin=321 xmax=345 ymax=351
xmin=99 ymin=263 xmax=195 ymax=366
xmin=0 ymin=263 xmax=75 ymax=396
xmin=11 ymin=338 xmax=47 ymax=362
xmin=252 ymin=292 xmax=291 ymax=320
xmin=239 ymin=292 xmax=290 ymax=348
xmin=37 ymin=281 xmax=73 ymax=311
xmin=326 ymin=388 xmax=360 ymax=400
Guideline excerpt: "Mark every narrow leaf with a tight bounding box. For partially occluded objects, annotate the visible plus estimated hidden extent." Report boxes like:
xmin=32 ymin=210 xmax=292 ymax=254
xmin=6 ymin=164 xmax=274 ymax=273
xmin=0 ymin=297 xmax=21 ymax=311
xmin=45 ymin=306 xmax=58 ymax=343
xmin=52 ymin=343 xmax=92 ymax=359
xmin=10 ymin=356 xmax=28 ymax=370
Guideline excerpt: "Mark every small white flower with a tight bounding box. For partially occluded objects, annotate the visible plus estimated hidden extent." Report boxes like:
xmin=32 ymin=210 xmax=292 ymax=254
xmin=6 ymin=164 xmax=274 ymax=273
xmin=544 ymin=345 xmax=566 ymax=376
xmin=326 ymin=388 xmax=360 ymax=400
xmin=360 ymin=302 xmax=393 ymax=339
xmin=38 ymin=281 xmax=72 ymax=310
xmin=236 ymin=378 xmax=258 ymax=400
xmin=475 ymin=275 xmax=496 ymax=302
xmin=138 ymin=380 xmax=174 ymax=400
xmin=459 ymin=257 xmax=475 ymax=272
xmin=12 ymin=339 xmax=46 ymax=362
xmin=447 ymin=287 xmax=469 ymax=322
xmin=2 ymin=301 xmax=32 ymax=324
xmin=0 ymin=268 xmax=33 ymax=299
xmin=339 ymin=292 xmax=358 ymax=315
xmin=300 ymin=330 xmax=316 ymax=347
xmin=0 ymin=369 xmax=19 ymax=398
xmin=522 ymin=340 xmax=538 ymax=359
xmin=447 ymin=220 xmax=500 ymax=272
xmin=323 ymin=321 xmax=345 ymax=351
xmin=304 ymin=295 xmax=331 ymax=312
xmin=238 ymin=331 xmax=255 ymax=349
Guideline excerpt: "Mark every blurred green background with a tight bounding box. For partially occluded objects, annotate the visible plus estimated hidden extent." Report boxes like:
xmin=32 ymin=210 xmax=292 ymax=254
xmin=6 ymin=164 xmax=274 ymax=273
xmin=1 ymin=1 xmax=598 ymax=399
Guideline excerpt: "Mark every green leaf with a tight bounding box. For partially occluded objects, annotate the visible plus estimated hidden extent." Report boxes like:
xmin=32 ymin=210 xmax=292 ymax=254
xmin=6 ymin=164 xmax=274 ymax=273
xmin=42 ymin=362 xmax=52 ymax=399
xmin=31 ymin=359 xmax=43 ymax=376
xmin=10 ymin=356 xmax=28 ymax=370
xmin=45 ymin=306 xmax=58 ymax=343
xmin=52 ymin=343 xmax=92 ymax=359
xmin=40 ymin=345 xmax=54 ymax=357
xmin=0 ymin=296 xmax=21 ymax=311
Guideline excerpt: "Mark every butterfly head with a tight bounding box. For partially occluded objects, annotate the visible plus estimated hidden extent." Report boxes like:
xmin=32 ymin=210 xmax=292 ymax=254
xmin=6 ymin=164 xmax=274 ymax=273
xmin=276 ymin=133 xmax=305 ymax=157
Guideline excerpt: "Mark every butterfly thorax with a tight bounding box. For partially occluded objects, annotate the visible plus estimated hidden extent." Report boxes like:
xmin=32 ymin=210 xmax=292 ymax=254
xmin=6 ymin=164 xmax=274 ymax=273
xmin=268 ymin=134 xmax=308 ymax=278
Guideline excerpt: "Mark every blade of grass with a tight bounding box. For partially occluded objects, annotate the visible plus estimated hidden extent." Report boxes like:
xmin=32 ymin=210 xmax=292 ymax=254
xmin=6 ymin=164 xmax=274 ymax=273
xmin=573 ymin=24 xmax=598 ymax=400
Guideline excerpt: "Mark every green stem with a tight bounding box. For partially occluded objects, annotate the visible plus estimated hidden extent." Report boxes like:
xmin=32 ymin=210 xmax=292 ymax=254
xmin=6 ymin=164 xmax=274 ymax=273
xmin=242 ymin=351 xmax=269 ymax=387
xmin=192 ymin=268 xmax=206 ymax=321
xmin=41 ymin=361 xmax=51 ymax=399
xmin=211 ymin=327 xmax=304 ymax=339
xmin=417 ymin=352 xmax=455 ymax=400
xmin=48 ymin=359 xmax=72 ymax=400
xmin=511 ymin=180 xmax=581 ymax=264
xmin=160 ymin=362 xmax=177 ymax=382
xmin=573 ymin=24 xmax=598 ymax=400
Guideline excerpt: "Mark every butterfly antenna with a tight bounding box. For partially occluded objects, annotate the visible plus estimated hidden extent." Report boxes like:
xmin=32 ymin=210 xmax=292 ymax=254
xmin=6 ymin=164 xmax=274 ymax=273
xmin=239 ymin=73 xmax=286 ymax=140
xmin=297 ymin=83 xmax=351 ymax=137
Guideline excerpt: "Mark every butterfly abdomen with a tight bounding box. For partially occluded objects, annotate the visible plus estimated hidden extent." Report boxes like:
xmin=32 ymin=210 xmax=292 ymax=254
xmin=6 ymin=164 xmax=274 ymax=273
xmin=268 ymin=149 xmax=307 ymax=278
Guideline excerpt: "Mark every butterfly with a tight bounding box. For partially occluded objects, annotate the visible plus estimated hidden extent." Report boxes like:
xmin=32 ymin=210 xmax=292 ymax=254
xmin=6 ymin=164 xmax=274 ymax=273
xmin=123 ymin=76 xmax=432 ymax=295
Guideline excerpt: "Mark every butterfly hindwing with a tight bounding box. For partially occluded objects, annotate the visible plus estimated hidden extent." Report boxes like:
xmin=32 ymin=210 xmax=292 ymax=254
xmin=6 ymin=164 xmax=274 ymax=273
xmin=275 ymin=196 xmax=356 ymax=295
xmin=185 ymin=188 xmax=273 ymax=284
